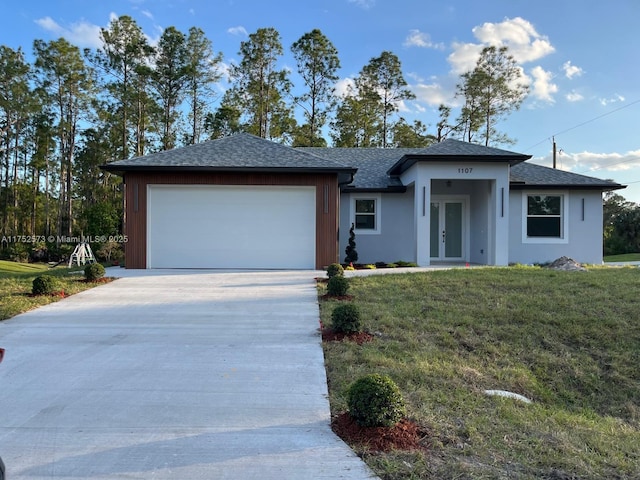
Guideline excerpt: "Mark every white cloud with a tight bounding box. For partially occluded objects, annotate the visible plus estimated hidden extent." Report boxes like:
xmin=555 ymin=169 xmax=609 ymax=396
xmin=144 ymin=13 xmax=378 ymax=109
xmin=227 ymin=26 xmax=248 ymax=36
xmin=34 ymin=16 xmax=102 ymax=49
xmin=140 ymin=10 xmax=154 ymax=20
xmin=472 ymin=17 xmax=555 ymax=62
xmin=348 ymin=0 xmax=375 ymax=9
xmin=563 ymin=61 xmax=584 ymax=79
xmin=447 ymin=42 xmax=484 ymax=74
xmin=403 ymin=29 xmax=444 ymax=50
xmin=600 ymin=94 xmax=626 ymax=106
xmin=530 ymin=66 xmax=558 ymax=102
xmin=565 ymin=90 xmax=584 ymax=102
xmin=413 ymin=82 xmax=452 ymax=107
xmin=534 ymin=149 xmax=640 ymax=173
xmin=334 ymin=77 xmax=356 ymax=98
xmin=448 ymin=17 xmax=555 ymax=74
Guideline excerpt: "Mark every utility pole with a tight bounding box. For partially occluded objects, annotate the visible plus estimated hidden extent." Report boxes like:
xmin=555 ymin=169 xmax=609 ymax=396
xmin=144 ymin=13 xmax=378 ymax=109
xmin=552 ymin=136 xmax=557 ymax=169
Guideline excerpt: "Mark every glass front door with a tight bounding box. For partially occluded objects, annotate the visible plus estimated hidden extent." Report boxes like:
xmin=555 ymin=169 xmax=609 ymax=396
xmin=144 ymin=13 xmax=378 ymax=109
xmin=430 ymin=199 xmax=465 ymax=261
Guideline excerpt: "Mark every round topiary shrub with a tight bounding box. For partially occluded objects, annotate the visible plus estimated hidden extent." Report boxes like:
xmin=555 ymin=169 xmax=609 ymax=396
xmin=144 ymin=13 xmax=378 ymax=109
xmin=347 ymin=373 xmax=406 ymax=427
xmin=327 ymin=263 xmax=344 ymax=279
xmin=32 ymin=275 xmax=59 ymax=296
xmin=327 ymin=275 xmax=350 ymax=297
xmin=84 ymin=262 xmax=106 ymax=281
xmin=331 ymin=303 xmax=362 ymax=334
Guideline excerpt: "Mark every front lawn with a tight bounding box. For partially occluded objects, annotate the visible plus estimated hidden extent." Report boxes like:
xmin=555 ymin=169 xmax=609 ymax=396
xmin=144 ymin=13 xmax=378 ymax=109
xmin=0 ymin=262 xmax=109 ymax=321
xmin=604 ymin=253 xmax=640 ymax=262
xmin=320 ymin=266 xmax=640 ymax=479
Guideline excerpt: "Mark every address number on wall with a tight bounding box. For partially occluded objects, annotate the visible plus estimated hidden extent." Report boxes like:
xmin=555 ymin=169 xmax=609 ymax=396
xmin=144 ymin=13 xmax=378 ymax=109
xmin=457 ymin=167 xmax=473 ymax=174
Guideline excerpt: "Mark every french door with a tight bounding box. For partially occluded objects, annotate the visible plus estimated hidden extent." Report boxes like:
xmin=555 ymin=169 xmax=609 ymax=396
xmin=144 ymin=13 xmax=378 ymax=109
xmin=430 ymin=198 xmax=467 ymax=261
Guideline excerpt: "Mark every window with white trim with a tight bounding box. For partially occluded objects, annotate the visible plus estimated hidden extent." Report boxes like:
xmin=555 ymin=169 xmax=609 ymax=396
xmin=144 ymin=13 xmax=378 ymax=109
xmin=351 ymin=194 xmax=381 ymax=234
xmin=523 ymin=193 xmax=568 ymax=242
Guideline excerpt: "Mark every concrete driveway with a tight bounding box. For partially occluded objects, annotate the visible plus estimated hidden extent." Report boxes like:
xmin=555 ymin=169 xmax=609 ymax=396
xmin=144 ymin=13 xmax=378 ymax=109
xmin=0 ymin=269 xmax=376 ymax=479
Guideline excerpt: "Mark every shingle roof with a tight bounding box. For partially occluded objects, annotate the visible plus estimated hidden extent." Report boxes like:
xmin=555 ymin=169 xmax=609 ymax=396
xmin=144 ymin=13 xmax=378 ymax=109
xmin=102 ymin=132 xmax=354 ymax=174
xmin=304 ymin=144 xmax=624 ymax=192
xmin=510 ymin=162 xmax=624 ymax=190
xmin=302 ymin=147 xmax=425 ymax=190
xmin=414 ymin=138 xmax=530 ymax=158
xmin=100 ymin=134 xmax=624 ymax=192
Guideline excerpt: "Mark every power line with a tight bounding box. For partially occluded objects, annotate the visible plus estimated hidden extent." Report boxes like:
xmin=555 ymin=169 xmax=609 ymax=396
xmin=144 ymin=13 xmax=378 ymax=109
xmin=523 ymin=98 xmax=640 ymax=153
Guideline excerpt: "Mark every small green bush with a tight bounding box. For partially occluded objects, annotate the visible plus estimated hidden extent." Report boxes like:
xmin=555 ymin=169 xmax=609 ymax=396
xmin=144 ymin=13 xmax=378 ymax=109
xmin=331 ymin=303 xmax=362 ymax=334
xmin=327 ymin=263 xmax=344 ymax=278
xmin=348 ymin=373 xmax=406 ymax=427
xmin=327 ymin=275 xmax=350 ymax=297
xmin=84 ymin=262 xmax=106 ymax=281
xmin=395 ymin=260 xmax=418 ymax=267
xmin=32 ymin=275 xmax=59 ymax=295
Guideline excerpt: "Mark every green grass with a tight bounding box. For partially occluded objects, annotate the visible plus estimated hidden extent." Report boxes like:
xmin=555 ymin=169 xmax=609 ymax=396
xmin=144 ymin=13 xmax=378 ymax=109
xmin=319 ymin=266 xmax=640 ymax=479
xmin=604 ymin=253 xmax=640 ymax=262
xmin=0 ymin=261 xmax=109 ymax=320
xmin=0 ymin=260 xmax=49 ymax=273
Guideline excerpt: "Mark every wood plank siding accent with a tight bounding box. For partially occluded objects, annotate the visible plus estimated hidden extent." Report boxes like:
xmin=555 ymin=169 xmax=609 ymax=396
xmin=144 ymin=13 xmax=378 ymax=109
xmin=123 ymin=171 xmax=340 ymax=269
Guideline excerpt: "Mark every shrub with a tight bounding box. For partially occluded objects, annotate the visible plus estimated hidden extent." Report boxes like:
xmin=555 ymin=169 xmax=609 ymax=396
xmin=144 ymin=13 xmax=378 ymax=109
xmin=327 ymin=275 xmax=350 ymax=297
xmin=331 ymin=303 xmax=362 ymax=334
xmin=32 ymin=275 xmax=59 ymax=296
xmin=327 ymin=263 xmax=344 ymax=278
xmin=395 ymin=260 xmax=418 ymax=267
xmin=84 ymin=262 xmax=106 ymax=281
xmin=344 ymin=223 xmax=358 ymax=264
xmin=348 ymin=373 xmax=406 ymax=427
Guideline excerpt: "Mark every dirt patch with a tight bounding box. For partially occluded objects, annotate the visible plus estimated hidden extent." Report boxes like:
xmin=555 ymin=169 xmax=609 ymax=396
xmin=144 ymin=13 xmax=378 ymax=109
xmin=332 ymin=412 xmax=429 ymax=452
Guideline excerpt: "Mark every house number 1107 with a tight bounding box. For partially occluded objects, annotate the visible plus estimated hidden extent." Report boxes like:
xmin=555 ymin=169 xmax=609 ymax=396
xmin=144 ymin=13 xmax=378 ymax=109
xmin=458 ymin=167 xmax=473 ymax=173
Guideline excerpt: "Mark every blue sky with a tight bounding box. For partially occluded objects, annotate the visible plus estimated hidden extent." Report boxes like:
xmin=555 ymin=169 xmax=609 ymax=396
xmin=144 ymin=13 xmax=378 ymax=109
xmin=3 ymin=0 xmax=640 ymax=202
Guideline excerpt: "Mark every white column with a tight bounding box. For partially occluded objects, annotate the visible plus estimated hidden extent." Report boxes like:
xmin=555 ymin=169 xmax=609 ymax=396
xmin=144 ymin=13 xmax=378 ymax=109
xmin=494 ymin=174 xmax=510 ymax=266
xmin=414 ymin=169 xmax=431 ymax=266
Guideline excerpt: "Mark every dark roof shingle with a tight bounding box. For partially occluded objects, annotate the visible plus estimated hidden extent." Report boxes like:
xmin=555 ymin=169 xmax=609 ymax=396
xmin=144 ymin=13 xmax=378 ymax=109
xmin=510 ymin=162 xmax=624 ymax=190
xmin=102 ymin=132 xmax=354 ymax=174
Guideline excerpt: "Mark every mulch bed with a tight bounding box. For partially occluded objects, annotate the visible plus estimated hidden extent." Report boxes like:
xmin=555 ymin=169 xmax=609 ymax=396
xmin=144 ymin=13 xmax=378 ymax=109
xmin=321 ymin=327 xmax=374 ymax=344
xmin=332 ymin=412 xmax=429 ymax=452
xmin=78 ymin=277 xmax=113 ymax=284
xmin=319 ymin=321 xmax=374 ymax=344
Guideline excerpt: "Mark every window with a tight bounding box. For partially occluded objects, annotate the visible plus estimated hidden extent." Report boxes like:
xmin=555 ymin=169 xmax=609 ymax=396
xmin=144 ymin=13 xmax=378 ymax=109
xmin=351 ymin=194 xmax=381 ymax=234
xmin=355 ymin=199 xmax=376 ymax=229
xmin=523 ymin=193 xmax=568 ymax=243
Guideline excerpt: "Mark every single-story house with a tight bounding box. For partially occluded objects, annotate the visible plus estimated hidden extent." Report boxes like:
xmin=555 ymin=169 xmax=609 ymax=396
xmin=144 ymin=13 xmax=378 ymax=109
xmin=102 ymin=132 xmax=624 ymax=269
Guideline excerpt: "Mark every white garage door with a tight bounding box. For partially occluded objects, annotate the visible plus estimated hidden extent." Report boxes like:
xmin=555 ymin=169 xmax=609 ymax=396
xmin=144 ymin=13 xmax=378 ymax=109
xmin=147 ymin=185 xmax=316 ymax=269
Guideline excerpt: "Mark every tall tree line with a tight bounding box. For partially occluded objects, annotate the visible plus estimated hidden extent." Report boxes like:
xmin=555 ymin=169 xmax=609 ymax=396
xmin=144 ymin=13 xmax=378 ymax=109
xmin=0 ymin=17 xmax=533 ymax=261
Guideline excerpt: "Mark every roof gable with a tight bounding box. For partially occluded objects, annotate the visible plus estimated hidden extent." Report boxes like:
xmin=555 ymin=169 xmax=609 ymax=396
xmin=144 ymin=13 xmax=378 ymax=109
xmin=102 ymin=133 xmax=353 ymax=175
xmin=387 ymin=139 xmax=532 ymax=176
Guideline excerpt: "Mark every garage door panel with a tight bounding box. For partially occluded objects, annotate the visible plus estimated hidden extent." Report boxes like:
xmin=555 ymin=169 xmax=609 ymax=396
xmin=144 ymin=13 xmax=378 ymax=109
xmin=147 ymin=185 xmax=316 ymax=269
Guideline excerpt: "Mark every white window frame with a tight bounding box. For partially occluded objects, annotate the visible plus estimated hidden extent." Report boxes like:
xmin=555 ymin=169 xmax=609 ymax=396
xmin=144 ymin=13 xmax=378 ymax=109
xmin=521 ymin=191 xmax=569 ymax=244
xmin=350 ymin=193 xmax=381 ymax=235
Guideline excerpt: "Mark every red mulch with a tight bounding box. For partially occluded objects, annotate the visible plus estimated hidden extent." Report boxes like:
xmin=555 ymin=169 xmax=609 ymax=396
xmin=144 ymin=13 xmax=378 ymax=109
xmin=332 ymin=412 xmax=429 ymax=452
xmin=321 ymin=327 xmax=374 ymax=344
xmin=78 ymin=277 xmax=113 ymax=284
xmin=319 ymin=321 xmax=374 ymax=344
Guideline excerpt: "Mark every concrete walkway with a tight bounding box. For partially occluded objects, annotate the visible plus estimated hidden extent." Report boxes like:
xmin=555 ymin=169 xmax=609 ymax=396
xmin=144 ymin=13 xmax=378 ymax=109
xmin=0 ymin=270 xmax=377 ymax=479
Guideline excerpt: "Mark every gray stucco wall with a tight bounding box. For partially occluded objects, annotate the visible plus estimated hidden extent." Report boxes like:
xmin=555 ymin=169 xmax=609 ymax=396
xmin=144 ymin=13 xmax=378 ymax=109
xmin=508 ymin=189 xmax=604 ymax=265
xmin=339 ymin=188 xmax=415 ymax=264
